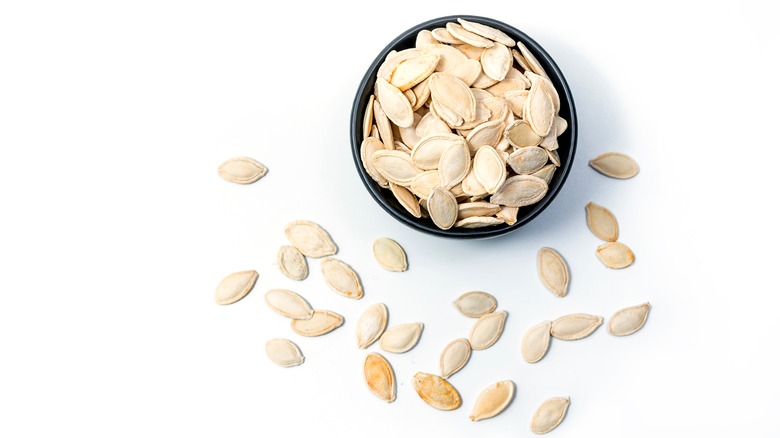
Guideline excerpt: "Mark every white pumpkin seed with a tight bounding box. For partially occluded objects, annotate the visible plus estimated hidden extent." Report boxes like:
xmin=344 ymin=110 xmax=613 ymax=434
xmin=454 ymin=43 xmax=484 ymax=60
xmin=364 ymin=352 xmax=396 ymax=402
xmin=446 ymin=22 xmax=494 ymax=48
xmin=373 ymin=99 xmax=394 ymax=150
xmin=551 ymin=313 xmax=602 ymax=340
xmin=497 ymin=206 xmax=519 ymax=225
xmin=438 ymin=140 xmax=471 ymax=189
xmin=409 ymin=170 xmax=441 ymax=199
xmin=546 ymin=148 xmax=561 ymax=167
xmin=284 ymin=220 xmax=337 ymax=258
xmin=411 ymin=133 xmax=463 ymax=170
xmin=218 ymin=157 xmax=267 ymax=184
xmin=465 ymin=120 xmax=504 ymax=154
xmin=415 ymin=29 xmax=438 ymax=47
xmin=389 ymin=54 xmax=440 ymax=91
xmin=372 ymin=150 xmax=420 ymax=185
xmin=472 ymin=71 xmax=499 ymax=89
xmin=214 ymin=270 xmax=258 ymax=305
xmin=469 ymin=310 xmax=507 ymax=350
xmin=413 ymin=372 xmax=462 ymax=410
xmin=431 ymin=27 xmax=463 ymax=44
xmin=453 ymin=291 xmax=497 ymax=317
xmin=537 ymin=247 xmax=569 ymax=298
xmin=524 ymin=80 xmax=555 ymax=137
xmin=445 ymin=59 xmax=482 ymax=86
xmin=376 ymin=78 xmax=414 ymax=128
xmin=264 ymin=289 xmax=314 ymax=320
xmin=505 ymin=90 xmax=529 ymax=117
xmin=363 ymin=95 xmax=375 ymax=140
xmin=596 ymin=242 xmax=635 ymax=269
xmin=428 ymin=186 xmax=458 ymax=230
xmin=461 ymin=163 xmax=488 ymax=197
xmin=521 ymin=321 xmax=552 ymax=363
xmin=481 ymin=43 xmax=512 ymax=81
xmin=378 ymin=48 xmax=425 ymax=81
xmin=372 ymin=237 xmax=408 ymax=272
xmin=380 ymin=322 xmax=424 ymax=353
xmin=290 ymin=310 xmax=344 ymax=337
xmin=389 ymin=183 xmax=422 ymax=218
xmin=469 ymin=380 xmax=515 ymax=422
xmin=508 ymin=146 xmax=549 ymax=175
xmin=586 ymin=202 xmax=619 ymax=242
xmin=265 ymin=338 xmax=304 ymax=367
xmin=455 ymin=216 xmax=504 ymax=228
xmin=321 ymin=258 xmax=363 ymax=299
xmin=440 ymin=338 xmax=471 ymax=378
xmin=356 ymin=303 xmax=388 ymax=349
xmin=422 ymin=43 xmax=469 ymax=72
xmin=515 ymin=40 xmax=548 ymax=78
xmin=472 ymin=146 xmax=507 ymax=194
xmin=456 ymin=101 xmax=491 ymax=130
xmin=530 ymin=397 xmax=570 ymax=434
xmin=589 ymin=152 xmax=639 ymax=179
xmin=398 ymin=113 xmax=422 ymax=149
xmin=505 ymin=120 xmax=541 ymax=148
xmin=277 ymin=245 xmax=308 ymax=281
xmin=429 ymin=72 xmax=476 ymax=122
xmin=486 ymin=77 xmax=530 ymax=97
xmin=361 ymin=137 xmax=389 ymax=187
xmin=608 ymin=303 xmax=651 ymax=336
xmin=491 ymin=175 xmax=548 ymax=207
xmin=532 ymin=164 xmax=556 ymax=184
xmin=457 ymin=18 xmax=515 ymax=46
xmin=456 ymin=201 xmax=501 ymax=220
xmin=411 ymin=77 xmax=432 ymax=111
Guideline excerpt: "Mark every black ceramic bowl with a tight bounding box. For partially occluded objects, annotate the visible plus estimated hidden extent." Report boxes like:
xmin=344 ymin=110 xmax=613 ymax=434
xmin=350 ymin=15 xmax=577 ymax=239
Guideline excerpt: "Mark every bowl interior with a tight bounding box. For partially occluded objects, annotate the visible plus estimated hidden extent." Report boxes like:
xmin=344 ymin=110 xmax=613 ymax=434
xmin=350 ymin=15 xmax=577 ymax=239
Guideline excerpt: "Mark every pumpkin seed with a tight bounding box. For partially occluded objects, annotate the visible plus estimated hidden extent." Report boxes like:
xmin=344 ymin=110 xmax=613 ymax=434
xmin=389 ymin=183 xmax=422 ymax=218
xmin=480 ymin=43 xmax=512 ymax=81
xmin=284 ymin=220 xmax=337 ymax=258
xmin=515 ymin=40 xmax=548 ymax=78
xmin=453 ymin=291 xmax=498 ymax=317
xmin=429 ymin=72 xmax=476 ymax=122
xmin=454 ymin=43 xmax=484 ymax=60
xmin=265 ymin=338 xmax=304 ymax=367
xmin=440 ymin=338 xmax=471 ymax=378
xmin=472 ymin=146 xmax=507 ymax=194
xmin=537 ymin=247 xmax=569 ymax=298
xmin=277 ymin=245 xmax=308 ymax=281
xmin=264 ymin=289 xmax=314 ymax=320
xmin=363 ymin=95 xmax=375 ymax=140
xmin=372 ymin=237 xmax=408 ymax=272
xmin=472 ymin=71 xmax=499 ymax=89
xmin=321 ymin=258 xmax=363 ymax=299
xmin=415 ymin=29 xmax=438 ymax=47
xmin=413 ymin=372 xmax=462 ymax=410
xmin=372 ymin=150 xmax=420 ymax=185
xmin=438 ymin=140 xmax=471 ymax=189
xmin=373 ymin=99 xmax=394 ymax=150
xmin=505 ymin=120 xmax=542 ymax=148
xmin=389 ymin=54 xmax=440 ymax=92
xmin=290 ymin=310 xmax=344 ymax=337
xmin=431 ymin=27 xmax=462 ymax=44
xmin=608 ymin=303 xmax=651 ymax=336
xmin=380 ymin=322 xmax=424 ymax=353
xmin=508 ymin=146 xmax=549 ymax=175
xmin=457 ymin=18 xmax=515 ymax=46
xmin=497 ymin=206 xmax=519 ymax=225
xmin=455 ymin=216 xmax=504 ymax=228
xmin=589 ymin=152 xmax=639 ymax=179
xmin=521 ymin=321 xmax=552 ymax=363
xmin=524 ymin=80 xmax=555 ymax=137
xmin=217 ymin=157 xmax=267 ymax=184
xmin=411 ymin=77 xmax=431 ymax=111
xmin=491 ymin=175 xmax=548 ymax=207
xmin=422 ymin=43 xmax=469 ymax=72
xmin=411 ymin=133 xmax=463 ymax=170
xmin=409 ymin=170 xmax=441 ymax=199
xmin=469 ymin=380 xmax=515 ymax=421
xmin=456 ymin=201 xmax=501 ymax=220
xmin=356 ymin=303 xmax=388 ymax=349
xmin=486 ymin=78 xmax=529 ymax=97
xmin=427 ymin=186 xmax=458 ymax=230
xmin=214 ymin=270 xmax=258 ymax=305
xmin=585 ymin=202 xmax=619 ymax=242
xmin=376 ymin=78 xmax=414 ymax=128
xmin=530 ymin=397 xmax=570 ymax=434
xmin=446 ymin=22 xmax=494 ymax=48
xmin=361 ymin=137 xmax=389 ymax=187
xmin=364 ymin=353 xmax=396 ymax=402
xmin=465 ymin=119 xmax=504 ymax=154
xmin=532 ymin=164 xmax=556 ymax=184
xmin=445 ymin=58 xmax=482 ymax=87
xmin=469 ymin=310 xmax=507 ymax=350
xmin=596 ymin=242 xmax=635 ymax=269
xmin=551 ymin=313 xmax=602 ymax=340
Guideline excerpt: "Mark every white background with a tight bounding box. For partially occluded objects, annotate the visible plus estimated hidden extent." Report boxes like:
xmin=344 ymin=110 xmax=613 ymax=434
xmin=1 ymin=1 xmax=778 ymax=436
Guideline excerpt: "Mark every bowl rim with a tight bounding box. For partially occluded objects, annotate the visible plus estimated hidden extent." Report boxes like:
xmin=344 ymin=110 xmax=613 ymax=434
xmin=350 ymin=15 xmax=578 ymax=239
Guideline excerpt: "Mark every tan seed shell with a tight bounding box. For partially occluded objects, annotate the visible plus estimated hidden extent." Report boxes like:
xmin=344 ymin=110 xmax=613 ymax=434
xmin=376 ymin=78 xmax=414 ymax=128
xmin=389 ymin=183 xmax=422 ymax=218
xmin=428 ymin=186 xmax=458 ymax=230
xmin=413 ymin=372 xmax=462 ymax=410
xmin=456 ymin=101 xmax=491 ymax=130
xmin=363 ymin=95 xmax=375 ymax=140
xmin=218 ymin=157 xmax=267 ymax=184
xmin=508 ymin=146 xmax=549 ymax=175
xmin=411 ymin=133 xmax=463 ymax=170
xmin=486 ymin=77 xmax=530 ymax=97
xmin=277 ymin=245 xmax=308 ymax=281
xmin=415 ymin=29 xmax=438 ymax=48
xmin=505 ymin=90 xmax=528 ymax=117
xmin=389 ymin=54 xmax=440 ymax=92
xmin=480 ymin=43 xmax=512 ymax=81
xmin=378 ymin=49 xmax=424 ymax=80
xmin=398 ymin=113 xmax=422 ymax=148
xmin=586 ymin=202 xmax=619 ymax=242
xmin=264 ymin=289 xmax=314 ymax=320
xmin=524 ymin=81 xmax=555 ymax=137
xmin=409 ymin=170 xmax=441 ymax=199
xmin=496 ymin=206 xmax=518 ymax=225
xmin=446 ymin=22 xmax=494 ymax=48
xmin=380 ymin=322 xmax=424 ymax=353
xmin=321 ymin=258 xmax=363 ymax=299
xmin=430 ymin=97 xmax=464 ymax=129
xmin=372 ymin=150 xmax=420 ymax=185
xmin=551 ymin=313 xmax=603 ymax=340
xmin=461 ymin=164 xmax=488 ymax=197
xmin=505 ymin=120 xmax=542 ymax=148
xmin=453 ymin=291 xmax=497 ymax=317
xmin=537 ymin=247 xmax=569 ymax=298
xmin=455 ymin=216 xmax=504 ymax=228
xmin=457 ymin=202 xmax=501 ymax=220
xmin=555 ymin=115 xmax=568 ymax=136
xmin=516 ymin=41 xmax=548 ymax=78
xmin=457 ymin=18 xmax=515 ymax=46
xmin=532 ymin=164 xmax=556 ymax=184
xmin=214 ymin=270 xmax=258 ymax=305
xmin=284 ymin=220 xmax=337 ymax=258
xmin=547 ymin=148 xmax=561 ymax=167
xmin=415 ymin=111 xmax=451 ymax=138
xmin=465 ymin=119 xmax=504 ymax=154
xmin=364 ymin=353 xmax=396 ymax=402
xmin=472 ymin=71 xmax=499 ymax=89
xmin=608 ymin=303 xmax=651 ymax=336
xmin=422 ymin=44 xmax=469 ymax=72
xmin=438 ymin=141 xmax=471 ymax=189
xmin=290 ymin=310 xmax=344 ymax=337
xmin=361 ymin=137 xmax=389 ymax=188
xmin=596 ymin=242 xmax=635 ymax=269
xmin=530 ymin=397 xmax=570 ymax=434
xmin=473 ymin=146 xmax=507 ymax=194
xmin=372 ymin=237 xmax=408 ymax=272
xmin=469 ymin=310 xmax=507 ymax=350
xmin=511 ymin=48 xmax=533 ymax=72
xmin=411 ymin=77 xmax=431 ymax=111
xmin=491 ymin=175 xmax=548 ymax=207
xmin=429 ymin=72 xmax=476 ymax=122
xmin=525 ymin=72 xmax=560 ymax=112
xmin=469 ymin=380 xmax=515 ymax=422
xmin=440 ymin=338 xmax=472 ymax=378
xmin=373 ymin=99 xmax=394 ymax=150
xmin=454 ymin=43 xmax=483 ymax=60
xmin=482 ymin=97 xmax=510 ymax=123
xmin=445 ymin=59 xmax=482 ymax=87
xmin=431 ymin=27 xmax=463 ymax=44
xmin=589 ymin=152 xmax=639 ymax=179
xmin=357 ymin=303 xmax=388 ymax=349
xmin=521 ymin=321 xmax=552 ymax=363
xmin=265 ymin=338 xmax=304 ymax=367
xmin=403 ymin=88 xmax=417 ymax=107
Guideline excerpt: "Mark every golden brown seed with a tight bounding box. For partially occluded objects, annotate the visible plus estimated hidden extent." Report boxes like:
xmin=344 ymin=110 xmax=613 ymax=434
xmin=412 ymin=372 xmax=462 ymax=410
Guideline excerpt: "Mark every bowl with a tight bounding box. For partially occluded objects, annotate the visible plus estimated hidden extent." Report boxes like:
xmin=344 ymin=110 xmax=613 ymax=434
xmin=350 ymin=15 xmax=577 ymax=239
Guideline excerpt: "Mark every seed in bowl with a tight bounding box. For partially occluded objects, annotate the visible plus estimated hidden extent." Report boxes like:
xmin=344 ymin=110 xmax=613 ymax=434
xmin=360 ymin=18 xmax=569 ymax=230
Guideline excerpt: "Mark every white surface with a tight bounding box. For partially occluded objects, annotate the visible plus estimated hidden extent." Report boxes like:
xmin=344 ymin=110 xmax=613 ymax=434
xmin=1 ymin=1 xmax=778 ymax=436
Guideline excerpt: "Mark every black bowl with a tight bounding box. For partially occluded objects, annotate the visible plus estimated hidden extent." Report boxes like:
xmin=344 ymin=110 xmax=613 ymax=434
xmin=350 ymin=15 xmax=577 ymax=239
